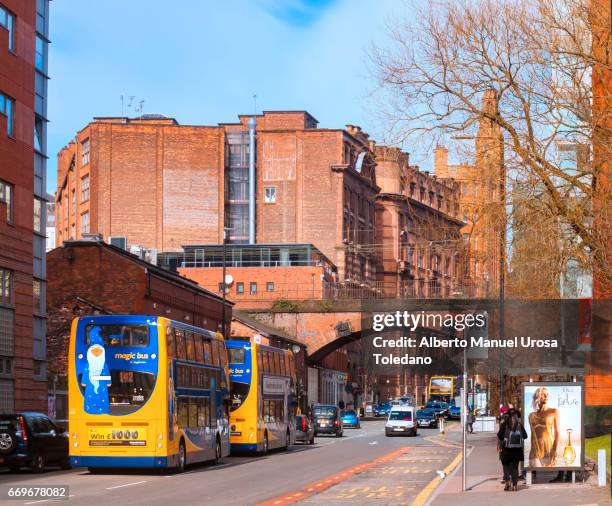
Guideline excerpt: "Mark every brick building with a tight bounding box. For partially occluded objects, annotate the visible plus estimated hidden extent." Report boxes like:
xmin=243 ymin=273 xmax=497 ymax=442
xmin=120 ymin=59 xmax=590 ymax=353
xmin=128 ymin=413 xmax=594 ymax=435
xmin=55 ymin=111 xmax=379 ymax=284
xmin=0 ymin=0 xmax=50 ymax=412
xmin=374 ymin=146 xmax=464 ymax=298
xmin=159 ymin=243 xmax=337 ymax=309
xmin=46 ymin=237 xmax=233 ymax=418
xmin=434 ymin=90 xmax=505 ymax=298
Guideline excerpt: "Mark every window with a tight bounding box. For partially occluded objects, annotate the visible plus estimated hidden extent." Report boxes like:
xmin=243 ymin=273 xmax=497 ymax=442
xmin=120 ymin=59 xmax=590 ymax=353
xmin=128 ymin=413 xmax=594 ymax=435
xmin=0 ymin=357 xmax=12 ymax=376
xmin=81 ymin=174 xmax=89 ymax=202
xmin=236 ymin=282 xmax=244 ymax=294
xmin=0 ymin=180 xmax=12 ymax=223
xmin=194 ymin=334 xmax=204 ymax=363
xmin=35 ymin=35 xmax=45 ymax=71
xmin=0 ymin=92 xmax=14 ymax=137
xmin=0 ymin=6 xmax=14 ymax=52
xmin=185 ymin=332 xmax=195 ymax=361
xmin=71 ymin=190 xmax=76 ymax=214
xmin=0 ymin=268 xmax=12 ymax=306
xmin=81 ymin=138 xmax=90 ymax=166
xmin=249 ymin=282 xmax=257 ymax=295
xmin=0 ymin=380 xmax=13 ymax=413
xmin=0 ymin=308 xmax=13 ymax=356
xmin=264 ymin=187 xmax=276 ymax=203
xmin=266 ymin=282 xmax=274 ymax=292
xmin=175 ymin=329 xmax=186 ymax=359
xmin=85 ymin=324 xmax=149 ymax=347
xmin=33 ymin=197 xmax=43 ymax=235
xmin=33 ymin=279 xmax=42 ymax=314
xmin=81 ymin=211 xmax=89 ymax=234
xmin=34 ymin=115 xmax=43 ymax=152
xmin=71 ymin=223 xmax=75 ymax=239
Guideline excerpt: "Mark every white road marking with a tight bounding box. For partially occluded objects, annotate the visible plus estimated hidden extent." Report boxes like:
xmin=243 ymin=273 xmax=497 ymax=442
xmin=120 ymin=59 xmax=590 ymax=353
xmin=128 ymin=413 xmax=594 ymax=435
xmin=105 ymin=480 xmax=147 ymax=490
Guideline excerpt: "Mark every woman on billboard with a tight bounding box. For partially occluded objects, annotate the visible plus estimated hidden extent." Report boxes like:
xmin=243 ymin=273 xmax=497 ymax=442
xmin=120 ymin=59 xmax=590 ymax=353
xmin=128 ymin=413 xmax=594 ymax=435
xmin=528 ymin=387 xmax=560 ymax=467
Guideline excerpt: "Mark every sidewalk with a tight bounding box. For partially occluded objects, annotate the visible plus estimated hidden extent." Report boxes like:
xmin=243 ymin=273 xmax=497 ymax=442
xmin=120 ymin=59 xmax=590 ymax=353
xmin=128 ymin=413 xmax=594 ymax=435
xmin=429 ymin=431 xmax=611 ymax=506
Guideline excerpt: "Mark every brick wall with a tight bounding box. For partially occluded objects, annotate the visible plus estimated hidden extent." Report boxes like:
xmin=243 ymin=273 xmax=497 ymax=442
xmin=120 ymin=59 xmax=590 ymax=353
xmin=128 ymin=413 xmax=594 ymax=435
xmin=56 ymin=119 xmax=225 ymax=252
xmin=0 ymin=0 xmax=46 ymax=411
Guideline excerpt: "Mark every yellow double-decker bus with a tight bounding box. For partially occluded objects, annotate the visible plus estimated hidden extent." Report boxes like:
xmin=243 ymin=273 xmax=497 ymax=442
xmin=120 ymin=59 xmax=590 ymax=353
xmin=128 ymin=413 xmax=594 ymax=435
xmin=428 ymin=376 xmax=457 ymax=403
xmin=225 ymin=340 xmax=296 ymax=453
xmin=68 ymin=315 xmax=230 ymax=472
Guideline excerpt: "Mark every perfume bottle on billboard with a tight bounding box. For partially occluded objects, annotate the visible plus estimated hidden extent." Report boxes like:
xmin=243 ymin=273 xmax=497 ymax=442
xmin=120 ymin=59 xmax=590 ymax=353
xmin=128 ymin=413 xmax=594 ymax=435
xmin=563 ymin=428 xmax=576 ymax=465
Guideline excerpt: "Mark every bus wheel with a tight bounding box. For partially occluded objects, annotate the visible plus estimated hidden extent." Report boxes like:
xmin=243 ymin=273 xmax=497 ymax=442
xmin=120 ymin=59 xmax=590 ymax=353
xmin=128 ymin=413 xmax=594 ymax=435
xmin=177 ymin=440 xmax=186 ymax=473
xmin=214 ymin=437 xmax=222 ymax=464
xmin=262 ymin=433 xmax=268 ymax=455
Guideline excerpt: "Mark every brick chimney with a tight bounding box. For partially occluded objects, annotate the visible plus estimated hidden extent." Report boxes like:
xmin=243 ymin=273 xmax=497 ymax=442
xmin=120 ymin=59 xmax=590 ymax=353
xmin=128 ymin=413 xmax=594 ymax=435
xmin=434 ymin=146 xmax=449 ymax=176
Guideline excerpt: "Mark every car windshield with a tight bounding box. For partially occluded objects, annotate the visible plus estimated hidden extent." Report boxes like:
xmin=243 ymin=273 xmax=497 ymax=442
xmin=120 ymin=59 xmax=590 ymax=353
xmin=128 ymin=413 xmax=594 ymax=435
xmin=314 ymin=406 xmax=336 ymax=416
xmin=389 ymin=411 xmax=412 ymax=421
xmin=341 ymin=410 xmax=356 ymax=417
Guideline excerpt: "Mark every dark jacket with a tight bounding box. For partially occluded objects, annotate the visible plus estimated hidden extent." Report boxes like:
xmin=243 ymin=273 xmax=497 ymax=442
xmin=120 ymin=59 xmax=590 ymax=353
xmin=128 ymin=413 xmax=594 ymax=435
xmin=497 ymin=421 xmax=528 ymax=464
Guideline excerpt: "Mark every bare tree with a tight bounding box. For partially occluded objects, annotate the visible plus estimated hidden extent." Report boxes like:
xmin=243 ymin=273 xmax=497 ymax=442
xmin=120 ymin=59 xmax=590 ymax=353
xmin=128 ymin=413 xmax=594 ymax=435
xmin=369 ymin=0 xmax=611 ymax=292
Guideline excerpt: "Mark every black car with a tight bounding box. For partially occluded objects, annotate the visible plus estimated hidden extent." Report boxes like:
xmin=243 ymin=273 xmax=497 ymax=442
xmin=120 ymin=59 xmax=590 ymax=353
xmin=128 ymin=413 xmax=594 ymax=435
xmin=0 ymin=413 xmax=70 ymax=472
xmin=295 ymin=414 xmax=315 ymax=445
xmin=312 ymin=404 xmax=343 ymax=437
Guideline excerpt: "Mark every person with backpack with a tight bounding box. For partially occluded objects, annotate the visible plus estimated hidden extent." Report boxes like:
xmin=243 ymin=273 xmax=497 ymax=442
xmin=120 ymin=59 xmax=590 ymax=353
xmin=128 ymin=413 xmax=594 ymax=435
xmin=497 ymin=412 xmax=528 ymax=491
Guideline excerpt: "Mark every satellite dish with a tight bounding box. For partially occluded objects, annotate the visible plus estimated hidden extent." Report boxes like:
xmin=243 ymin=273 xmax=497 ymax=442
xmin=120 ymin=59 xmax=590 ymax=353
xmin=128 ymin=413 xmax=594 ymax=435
xmin=224 ymin=274 xmax=234 ymax=286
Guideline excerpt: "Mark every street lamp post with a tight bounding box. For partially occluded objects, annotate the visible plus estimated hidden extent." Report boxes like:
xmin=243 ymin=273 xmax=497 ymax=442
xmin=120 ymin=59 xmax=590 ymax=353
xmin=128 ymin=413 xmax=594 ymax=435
xmin=221 ymin=227 xmax=229 ymax=339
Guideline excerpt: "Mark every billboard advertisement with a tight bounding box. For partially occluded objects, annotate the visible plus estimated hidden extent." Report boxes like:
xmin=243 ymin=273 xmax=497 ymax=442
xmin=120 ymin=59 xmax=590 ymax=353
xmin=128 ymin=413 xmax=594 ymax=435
xmin=522 ymin=383 xmax=584 ymax=471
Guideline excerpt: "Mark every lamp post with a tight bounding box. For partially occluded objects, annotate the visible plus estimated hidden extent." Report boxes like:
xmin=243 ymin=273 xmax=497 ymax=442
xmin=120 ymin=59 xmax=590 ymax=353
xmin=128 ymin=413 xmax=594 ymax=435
xmin=221 ymin=227 xmax=231 ymax=339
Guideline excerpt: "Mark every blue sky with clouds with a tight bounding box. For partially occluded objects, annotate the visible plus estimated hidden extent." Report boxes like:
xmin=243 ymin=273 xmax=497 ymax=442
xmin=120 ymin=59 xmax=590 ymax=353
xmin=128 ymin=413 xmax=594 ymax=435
xmin=47 ymin=0 xmax=410 ymax=194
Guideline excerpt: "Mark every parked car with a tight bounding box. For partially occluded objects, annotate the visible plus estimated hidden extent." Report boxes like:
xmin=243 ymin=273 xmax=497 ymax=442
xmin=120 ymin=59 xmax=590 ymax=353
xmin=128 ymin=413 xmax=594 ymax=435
xmin=0 ymin=413 xmax=70 ymax=472
xmin=385 ymin=405 xmax=417 ymax=437
xmin=340 ymin=410 xmax=360 ymax=428
xmin=447 ymin=403 xmax=462 ymax=420
xmin=374 ymin=402 xmax=391 ymax=417
xmin=425 ymin=400 xmax=449 ymax=418
xmin=295 ymin=414 xmax=315 ymax=444
xmin=312 ymin=404 xmax=343 ymax=437
xmin=416 ymin=407 xmax=438 ymax=428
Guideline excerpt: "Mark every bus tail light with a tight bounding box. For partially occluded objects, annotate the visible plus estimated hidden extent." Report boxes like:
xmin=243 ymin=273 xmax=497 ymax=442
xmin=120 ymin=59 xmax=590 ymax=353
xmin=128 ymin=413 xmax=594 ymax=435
xmin=19 ymin=416 xmax=27 ymax=443
xmin=157 ymin=443 xmax=163 ymax=449
xmin=158 ymin=433 xmax=163 ymax=440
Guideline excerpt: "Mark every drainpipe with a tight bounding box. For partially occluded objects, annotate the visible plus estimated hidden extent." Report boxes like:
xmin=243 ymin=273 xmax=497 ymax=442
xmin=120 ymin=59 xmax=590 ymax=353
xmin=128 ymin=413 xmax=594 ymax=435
xmin=248 ymin=117 xmax=256 ymax=244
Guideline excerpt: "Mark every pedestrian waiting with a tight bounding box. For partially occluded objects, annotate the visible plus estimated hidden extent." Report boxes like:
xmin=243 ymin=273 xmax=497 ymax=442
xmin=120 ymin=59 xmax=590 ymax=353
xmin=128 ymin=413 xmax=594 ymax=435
xmin=497 ymin=411 xmax=528 ymax=491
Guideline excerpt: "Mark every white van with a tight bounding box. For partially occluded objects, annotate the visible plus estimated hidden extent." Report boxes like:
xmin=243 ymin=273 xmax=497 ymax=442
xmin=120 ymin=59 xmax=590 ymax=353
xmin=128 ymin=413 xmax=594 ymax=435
xmin=385 ymin=405 xmax=417 ymax=437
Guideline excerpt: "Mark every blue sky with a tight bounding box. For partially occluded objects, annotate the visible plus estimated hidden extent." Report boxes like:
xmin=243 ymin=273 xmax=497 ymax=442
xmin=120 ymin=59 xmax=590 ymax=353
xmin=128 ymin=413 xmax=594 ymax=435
xmin=47 ymin=0 xmax=407 ymax=194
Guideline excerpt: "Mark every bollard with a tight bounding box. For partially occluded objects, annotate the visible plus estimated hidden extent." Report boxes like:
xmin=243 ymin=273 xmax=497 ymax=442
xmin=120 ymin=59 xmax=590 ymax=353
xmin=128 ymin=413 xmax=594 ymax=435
xmin=598 ymin=448 xmax=606 ymax=487
xmin=439 ymin=416 xmax=445 ymax=436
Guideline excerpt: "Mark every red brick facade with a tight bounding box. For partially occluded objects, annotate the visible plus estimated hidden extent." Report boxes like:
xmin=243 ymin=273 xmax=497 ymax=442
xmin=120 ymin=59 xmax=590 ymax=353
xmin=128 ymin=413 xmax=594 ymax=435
xmin=375 ymin=146 xmax=464 ymax=298
xmin=55 ymin=111 xmax=380 ymax=284
xmin=0 ymin=0 xmax=47 ymax=412
xmin=55 ymin=116 xmax=225 ymax=252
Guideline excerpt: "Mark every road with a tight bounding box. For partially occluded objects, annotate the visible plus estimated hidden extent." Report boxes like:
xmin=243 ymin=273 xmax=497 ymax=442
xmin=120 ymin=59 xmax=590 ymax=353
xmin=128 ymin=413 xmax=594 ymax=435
xmin=0 ymin=420 xmax=461 ymax=506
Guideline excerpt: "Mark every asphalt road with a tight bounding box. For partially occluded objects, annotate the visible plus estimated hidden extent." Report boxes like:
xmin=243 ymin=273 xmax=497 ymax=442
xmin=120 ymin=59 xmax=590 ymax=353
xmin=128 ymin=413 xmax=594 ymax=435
xmin=0 ymin=420 xmax=460 ymax=506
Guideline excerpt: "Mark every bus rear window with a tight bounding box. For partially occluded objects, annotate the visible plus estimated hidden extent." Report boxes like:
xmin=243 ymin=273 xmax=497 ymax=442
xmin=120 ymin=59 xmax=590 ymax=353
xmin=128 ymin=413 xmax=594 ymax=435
xmin=228 ymin=348 xmax=245 ymax=364
xmin=85 ymin=324 xmax=149 ymax=347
